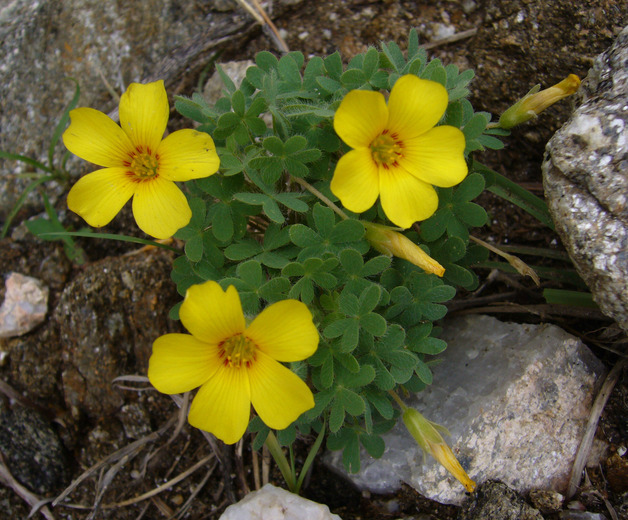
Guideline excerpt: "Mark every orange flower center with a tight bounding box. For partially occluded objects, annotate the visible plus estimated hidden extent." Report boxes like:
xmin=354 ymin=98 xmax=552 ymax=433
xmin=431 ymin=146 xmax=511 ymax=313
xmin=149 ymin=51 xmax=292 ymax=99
xmin=369 ymin=130 xmax=404 ymax=169
xmin=220 ymin=333 xmax=257 ymax=368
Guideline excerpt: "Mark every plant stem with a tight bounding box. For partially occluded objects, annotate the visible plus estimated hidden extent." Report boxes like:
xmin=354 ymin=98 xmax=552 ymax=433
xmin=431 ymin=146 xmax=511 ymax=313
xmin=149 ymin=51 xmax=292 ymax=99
xmin=290 ymin=176 xmax=350 ymax=220
xmin=264 ymin=431 xmax=296 ymax=492
xmin=388 ymin=389 xmax=408 ymax=411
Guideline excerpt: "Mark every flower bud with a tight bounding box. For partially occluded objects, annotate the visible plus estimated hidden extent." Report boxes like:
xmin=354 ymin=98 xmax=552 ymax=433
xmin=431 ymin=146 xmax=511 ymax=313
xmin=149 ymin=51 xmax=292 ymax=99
xmin=363 ymin=222 xmax=445 ymax=277
xmin=499 ymin=74 xmax=581 ymax=129
xmin=402 ymin=408 xmax=476 ymax=492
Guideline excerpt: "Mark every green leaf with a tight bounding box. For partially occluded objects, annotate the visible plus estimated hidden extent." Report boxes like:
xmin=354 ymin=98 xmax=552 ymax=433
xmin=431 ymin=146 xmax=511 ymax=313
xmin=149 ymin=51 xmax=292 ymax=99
xmin=324 ymin=51 xmax=343 ymax=79
xmin=320 ymin=355 xmax=334 ymax=389
xmin=329 ymin=399 xmax=345 ymax=433
xmin=278 ymin=54 xmax=302 ymax=86
xmin=415 ymin=360 xmax=433 ymax=384
xmin=454 ymin=172 xmax=485 ymax=203
xmin=263 ymin=198 xmax=284 ymax=223
xmin=358 ymin=284 xmax=381 ymax=314
xmin=381 ymin=41 xmax=406 ymax=71
xmin=339 ymin=388 xmax=365 ymax=416
xmin=224 ymin=240 xmax=263 ymax=261
xmin=316 ymin=76 xmax=342 ymax=94
xmin=360 ymin=433 xmax=385 ymax=458
xmin=360 ymin=313 xmax=387 ymax=336
xmin=212 ymin=203 xmax=234 ymax=241
xmin=256 ymin=50 xmax=279 ymax=72
xmin=341 ymin=69 xmax=366 ymax=89
xmin=362 ymin=47 xmax=379 ymax=78
xmin=184 ymin=234 xmax=204 ymax=262
xmin=463 ymin=112 xmax=490 ymax=140
xmin=340 ymin=364 xmax=375 ymax=388
xmin=364 ymin=389 xmax=393 ymax=419
xmin=231 ymin=90 xmax=245 ymax=116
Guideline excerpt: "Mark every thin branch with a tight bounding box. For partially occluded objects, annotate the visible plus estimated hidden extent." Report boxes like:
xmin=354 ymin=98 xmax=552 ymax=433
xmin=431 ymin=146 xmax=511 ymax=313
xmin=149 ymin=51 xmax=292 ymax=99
xmin=0 ymin=454 xmax=56 ymax=520
xmin=291 ymin=176 xmax=350 ymax=220
xmin=420 ymin=28 xmax=478 ymax=50
xmin=567 ymin=357 xmax=628 ymax=499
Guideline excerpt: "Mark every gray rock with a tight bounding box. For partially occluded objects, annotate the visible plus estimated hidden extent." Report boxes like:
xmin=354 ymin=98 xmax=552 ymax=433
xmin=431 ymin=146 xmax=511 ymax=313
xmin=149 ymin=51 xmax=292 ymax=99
xmin=327 ymin=315 xmax=606 ymax=505
xmin=458 ymin=480 xmax=543 ymax=520
xmin=0 ymin=272 xmax=48 ymax=338
xmin=558 ymin=512 xmax=609 ymax=520
xmin=219 ymin=484 xmax=343 ymax=520
xmin=0 ymin=0 xmax=256 ymax=224
xmin=53 ymin=248 xmax=180 ymax=418
xmin=0 ymin=403 xmax=70 ymax=494
xmin=543 ymin=26 xmax=628 ymax=331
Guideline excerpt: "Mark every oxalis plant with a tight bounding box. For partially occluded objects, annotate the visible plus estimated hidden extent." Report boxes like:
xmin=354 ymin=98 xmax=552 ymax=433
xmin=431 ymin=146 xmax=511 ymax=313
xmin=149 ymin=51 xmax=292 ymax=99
xmin=49 ymin=29 xmax=580 ymax=496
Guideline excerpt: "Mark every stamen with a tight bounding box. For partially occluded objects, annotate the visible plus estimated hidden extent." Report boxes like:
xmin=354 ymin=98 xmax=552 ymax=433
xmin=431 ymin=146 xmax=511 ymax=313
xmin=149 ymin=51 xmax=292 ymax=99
xmin=220 ymin=334 xmax=257 ymax=368
xmin=369 ymin=131 xmax=404 ymax=167
xmin=128 ymin=152 xmax=159 ymax=180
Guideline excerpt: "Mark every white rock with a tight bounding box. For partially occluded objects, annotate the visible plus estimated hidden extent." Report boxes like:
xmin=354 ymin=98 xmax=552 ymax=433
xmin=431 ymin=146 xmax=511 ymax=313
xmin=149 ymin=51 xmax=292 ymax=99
xmin=327 ymin=315 xmax=606 ymax=505
xmin=0 ymin=272 xmax=49 ymax=338
xmin=219 ymin=484 xmax=342 ymax=520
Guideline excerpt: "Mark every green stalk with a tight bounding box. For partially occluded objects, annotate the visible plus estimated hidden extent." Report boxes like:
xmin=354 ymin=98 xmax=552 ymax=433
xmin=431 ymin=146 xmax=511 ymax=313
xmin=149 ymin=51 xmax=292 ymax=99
xmin=36 ymin=230 xmax=182 ymax=254
xmin=290 ymin=176 xmax=350 ymax=220
xmin=264 ymin=431 xmax=297 ymax=492
xmin=294 ymin=420 xmax=326 ymax=494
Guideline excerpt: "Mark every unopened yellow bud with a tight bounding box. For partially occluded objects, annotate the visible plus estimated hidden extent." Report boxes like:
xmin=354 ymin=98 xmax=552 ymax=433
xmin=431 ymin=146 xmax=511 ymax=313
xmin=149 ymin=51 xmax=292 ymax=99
xmin=499 ymin=74 xmax=581 ymax=129
xmin=363 ymin=222 xmax=445 ymax=277
xmin=402 ymin=408 xmax=476 ymax=493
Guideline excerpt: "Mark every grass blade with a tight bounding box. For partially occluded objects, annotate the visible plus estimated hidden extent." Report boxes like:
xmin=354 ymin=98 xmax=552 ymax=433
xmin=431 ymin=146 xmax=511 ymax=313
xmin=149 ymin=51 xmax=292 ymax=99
xmin=1 ymin=175 xmax=55 ymax=238
xmin=473 ymin=161 xmax=555 ymax=230
xmin=48 ymin=78 xmax=80 ymax=171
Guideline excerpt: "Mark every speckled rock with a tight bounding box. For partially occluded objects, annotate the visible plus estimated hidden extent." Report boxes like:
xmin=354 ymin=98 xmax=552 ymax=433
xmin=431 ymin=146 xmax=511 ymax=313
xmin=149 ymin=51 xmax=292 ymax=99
xmin=0 ymin=272 xmax=49 ymax=338
xmin=327 ymin=315 xmax=606 ymax=505
xmin=0 ymin=0 xmax=257 ymax=225
xmin=542 ymin=26 xmax=628 ymax=331
xmin=0 ymin=403 xmax=70 ymax=494
xmin=53 ymin=248 xmax=180 ymax=418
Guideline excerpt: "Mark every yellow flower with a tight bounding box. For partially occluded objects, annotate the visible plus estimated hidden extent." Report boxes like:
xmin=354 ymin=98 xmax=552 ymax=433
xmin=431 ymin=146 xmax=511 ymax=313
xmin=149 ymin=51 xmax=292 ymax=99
xmin=148 ymin=281 xmax=318 ymax=444
xmin=499 ymin=74 xmax=581 ymax=129
xmin=331 ymin=74 xmax=467 ymax=229
xmin=402 ymin=407 xmax=476 ymax=492
xmin=363 ymin=222 xmax=445 ymax=276
xmin=63 ymin=80 xmax=220 ymax=239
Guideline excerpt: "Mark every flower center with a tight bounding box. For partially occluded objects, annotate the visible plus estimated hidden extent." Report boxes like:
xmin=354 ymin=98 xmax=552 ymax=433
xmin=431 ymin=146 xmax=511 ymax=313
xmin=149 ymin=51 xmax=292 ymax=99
xmin=130 ymin=152 xmax=159 ymax=179
xmin=220 ymin=333 xmax=257 ymax=368
xmin=369 ymin=130 xmax=404 ymax=169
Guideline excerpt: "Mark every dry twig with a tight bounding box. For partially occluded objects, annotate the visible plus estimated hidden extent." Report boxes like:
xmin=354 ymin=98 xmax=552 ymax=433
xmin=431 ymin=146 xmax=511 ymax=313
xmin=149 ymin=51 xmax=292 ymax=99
xmin=567 ymin=357 xmax=628 ymax=499
xmin=0 ymin=453 xmax=56 ymax=520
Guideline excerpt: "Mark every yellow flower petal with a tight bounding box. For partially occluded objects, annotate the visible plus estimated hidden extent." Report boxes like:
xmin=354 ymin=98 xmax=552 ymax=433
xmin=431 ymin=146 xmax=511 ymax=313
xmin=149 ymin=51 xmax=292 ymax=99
xmin=387 ymin=75 xmax=448 ymax=140
xmin=130 ymin=176 xmax=191 ymax=238
xmin=157 ymin=129 xmax=221 ymax=182
xmin=248 ymin=351 xmax=314 ymax=430
xmin=119 ymin=81 xmax=169 ymax=154
xmin=63 ymin=108 xmax=134 ymax=167
xmin=379 ymin=167 xmax=439 ymax=228
xmin=67 ymin=167 xmax=136 ymax=227
xmin=330 ymin=149 xmax=380 ymax=213
xmin=400 ymin=126 xmax=468 ymax=187
xmin=180 ymin=282 xmax=245 ymax=344
xmin=148 ymin=333 xmax=221 ymax=394
xmin=246 ymin=300 xmax=319 ymax=362
xmin=334 ymin=90 xmax=388 ymax=149
xmin=188 ymin=365 xmax=251 ymax=444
